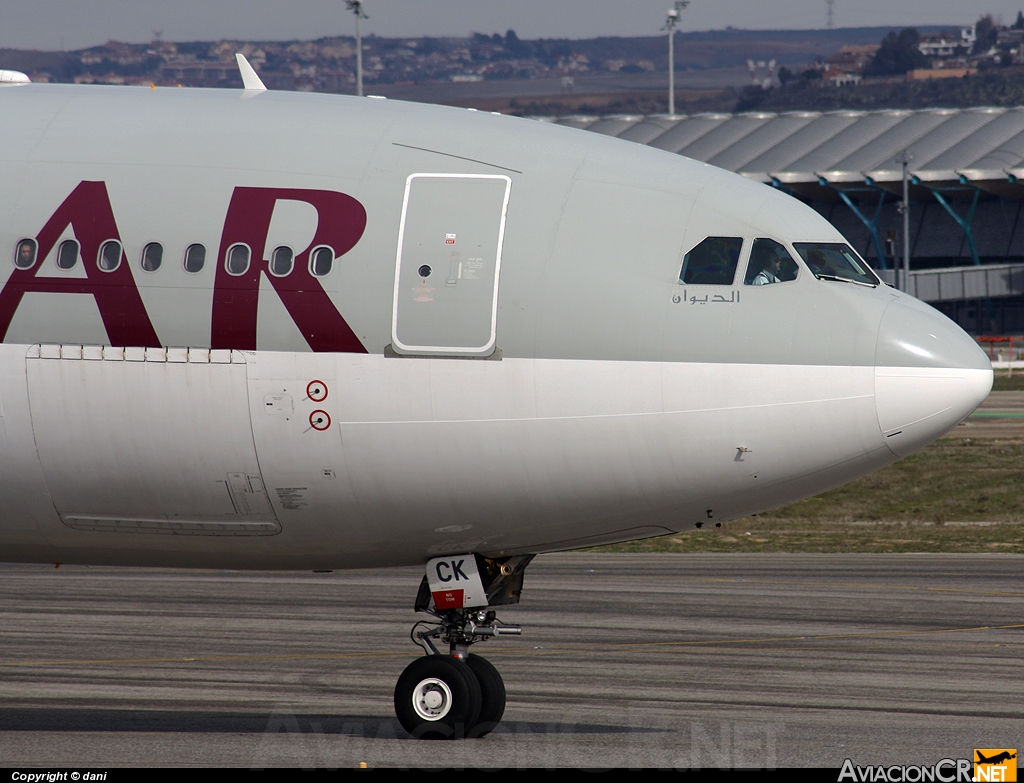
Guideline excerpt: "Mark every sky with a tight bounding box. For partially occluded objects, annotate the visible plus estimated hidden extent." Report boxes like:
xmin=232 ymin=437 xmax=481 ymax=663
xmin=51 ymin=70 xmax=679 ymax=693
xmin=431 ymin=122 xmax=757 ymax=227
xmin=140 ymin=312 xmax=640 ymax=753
xmin=3 ymin=1 xmax=1022 ymax=51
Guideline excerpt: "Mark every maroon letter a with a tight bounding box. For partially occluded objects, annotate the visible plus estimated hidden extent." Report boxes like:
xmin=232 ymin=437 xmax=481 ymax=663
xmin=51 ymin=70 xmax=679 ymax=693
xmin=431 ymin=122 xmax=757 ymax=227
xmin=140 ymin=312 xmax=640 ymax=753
xmin=0 ymin=181 xmax=160 ymax=346
xmin=211 ymin=187 xmax=368 ymax=353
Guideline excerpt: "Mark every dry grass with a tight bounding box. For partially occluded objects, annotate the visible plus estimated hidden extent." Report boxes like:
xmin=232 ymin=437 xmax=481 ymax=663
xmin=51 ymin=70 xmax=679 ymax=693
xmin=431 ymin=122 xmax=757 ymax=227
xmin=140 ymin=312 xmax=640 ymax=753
xmin=992 ymin=372 xmax=1024 ymax=392
xmin=593 ymin=437 xmax=1024 ymax=554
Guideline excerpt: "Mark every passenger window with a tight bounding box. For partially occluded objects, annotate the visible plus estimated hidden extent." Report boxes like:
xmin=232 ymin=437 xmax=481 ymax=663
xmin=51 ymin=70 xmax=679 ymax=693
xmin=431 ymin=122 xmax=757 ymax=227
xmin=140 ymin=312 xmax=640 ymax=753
xmin=270 ymin=246 xmax=294 ymax=276
xmin=679 ymin=237 xmax=742 ymax=285
xmin=226 ymin=243 xmax=251 ymax=276
xmin=141 ymin=242 xmax=163 ymax=272
xmin=56 ymin=239 xmax=80 ymax=269
xmin=310 ymin=246 xmax=333 ymax=277
xmin=744 ymin=238 xmax=799 ymax=286
xmin=183 ymin=243 xmax=206 ymax=273
xmin=98 ymin=240 xmax=121 ymax=272
xmin=14 ymin=238 xmax=37 ymax=269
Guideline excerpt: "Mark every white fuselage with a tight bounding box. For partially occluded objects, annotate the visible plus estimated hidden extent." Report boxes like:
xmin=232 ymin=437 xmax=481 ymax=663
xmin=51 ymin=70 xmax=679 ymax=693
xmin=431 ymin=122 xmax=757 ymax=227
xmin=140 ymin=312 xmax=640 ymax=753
xmin=0 ymin=84 xmax=992 ymax=569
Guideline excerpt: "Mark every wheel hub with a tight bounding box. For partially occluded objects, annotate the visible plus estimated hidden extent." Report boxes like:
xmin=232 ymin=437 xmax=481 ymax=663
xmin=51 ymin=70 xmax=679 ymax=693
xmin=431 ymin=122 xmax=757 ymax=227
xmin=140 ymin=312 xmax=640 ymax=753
xmin=412 ymin=677 xmax=453 ymax=721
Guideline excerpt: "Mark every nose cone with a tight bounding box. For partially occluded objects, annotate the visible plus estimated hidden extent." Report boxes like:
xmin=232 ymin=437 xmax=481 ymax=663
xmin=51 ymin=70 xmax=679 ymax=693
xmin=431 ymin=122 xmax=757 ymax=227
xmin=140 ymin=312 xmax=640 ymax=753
xmin=875 ymin=296 xmax=993 ymax=457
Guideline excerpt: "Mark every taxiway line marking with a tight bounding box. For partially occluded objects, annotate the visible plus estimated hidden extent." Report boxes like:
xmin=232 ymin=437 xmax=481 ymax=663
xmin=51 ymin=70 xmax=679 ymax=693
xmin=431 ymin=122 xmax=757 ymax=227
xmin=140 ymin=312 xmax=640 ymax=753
xmin=679 ymin=576 xmax=1024 ymax=598
xmin=3 ymin=624 xmax=1020 ymax=668
xmin=0 ymin=650 xmax=410 ymax=667
xmin=12 ymin=570 xmax=1012 ymax=596
xmin=504 ymin=624 xmax=1024 ymax=657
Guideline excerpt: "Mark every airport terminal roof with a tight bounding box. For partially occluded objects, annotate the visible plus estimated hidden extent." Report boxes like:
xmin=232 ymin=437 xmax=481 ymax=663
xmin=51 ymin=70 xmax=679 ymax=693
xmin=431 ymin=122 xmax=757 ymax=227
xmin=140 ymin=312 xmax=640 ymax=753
xmin=546 ymin=107 xmax=1024 ymax=317
xmin=545 ymin=106 xmax=1024 ymax=202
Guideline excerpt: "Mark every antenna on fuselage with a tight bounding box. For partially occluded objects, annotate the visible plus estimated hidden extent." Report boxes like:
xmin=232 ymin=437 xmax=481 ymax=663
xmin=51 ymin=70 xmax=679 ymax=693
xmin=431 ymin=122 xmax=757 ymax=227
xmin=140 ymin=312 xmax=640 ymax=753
xmin=235 ymin=53 xmax=267 ymax=92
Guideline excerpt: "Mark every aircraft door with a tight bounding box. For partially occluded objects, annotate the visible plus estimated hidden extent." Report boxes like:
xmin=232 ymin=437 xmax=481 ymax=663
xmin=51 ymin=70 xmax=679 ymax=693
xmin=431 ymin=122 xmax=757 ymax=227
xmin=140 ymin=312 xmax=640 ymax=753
xmin=392 ymin=174 xmax=511 ymax=357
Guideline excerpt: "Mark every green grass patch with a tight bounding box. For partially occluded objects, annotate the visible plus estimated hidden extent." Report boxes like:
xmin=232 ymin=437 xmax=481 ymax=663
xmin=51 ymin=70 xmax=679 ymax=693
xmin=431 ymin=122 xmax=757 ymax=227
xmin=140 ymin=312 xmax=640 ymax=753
xmin=593 ymin=438 xmax=1024 ymax=554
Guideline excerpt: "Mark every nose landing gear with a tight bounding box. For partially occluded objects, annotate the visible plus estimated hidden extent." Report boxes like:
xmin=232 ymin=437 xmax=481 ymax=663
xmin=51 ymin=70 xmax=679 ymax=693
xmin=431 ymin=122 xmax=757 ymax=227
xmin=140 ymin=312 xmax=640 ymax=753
xmin=393 ymin=554 xmax=532 ymax=740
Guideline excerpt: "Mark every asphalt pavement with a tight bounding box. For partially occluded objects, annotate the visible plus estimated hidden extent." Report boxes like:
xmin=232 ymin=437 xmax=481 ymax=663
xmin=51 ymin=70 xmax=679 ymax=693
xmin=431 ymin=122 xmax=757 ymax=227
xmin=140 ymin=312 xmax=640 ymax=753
xmin=1 ymin=553 xmax=1021 ymax=768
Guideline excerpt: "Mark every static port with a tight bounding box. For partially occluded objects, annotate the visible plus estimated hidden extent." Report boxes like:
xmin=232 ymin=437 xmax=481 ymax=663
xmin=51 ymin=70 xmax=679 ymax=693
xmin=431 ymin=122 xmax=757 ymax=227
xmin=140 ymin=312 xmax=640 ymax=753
xmin=418 ymin=264 xmax=432 ymax=278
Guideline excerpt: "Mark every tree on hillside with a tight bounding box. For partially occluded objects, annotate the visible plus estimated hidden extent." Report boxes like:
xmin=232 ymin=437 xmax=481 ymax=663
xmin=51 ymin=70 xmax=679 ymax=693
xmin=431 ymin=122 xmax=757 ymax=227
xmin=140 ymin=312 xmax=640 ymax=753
xmin=1013 ymin=11 xmax=1024 ymax=31
xmin=974 ymin=15 xmax=998 ymax=54
xmin=504 ymin=29 xmax=529 ymax=56
xmin=865 ymin=28 xmax=927 ymax=76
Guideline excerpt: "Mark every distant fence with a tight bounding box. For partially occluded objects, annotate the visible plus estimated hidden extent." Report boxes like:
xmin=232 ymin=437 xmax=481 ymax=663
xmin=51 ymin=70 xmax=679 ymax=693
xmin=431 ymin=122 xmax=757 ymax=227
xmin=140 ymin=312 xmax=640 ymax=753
xmin=876 ymin=262 xmax=1024 ymax=302
xmin=977 ymin=336 xmax=1024 ymax=372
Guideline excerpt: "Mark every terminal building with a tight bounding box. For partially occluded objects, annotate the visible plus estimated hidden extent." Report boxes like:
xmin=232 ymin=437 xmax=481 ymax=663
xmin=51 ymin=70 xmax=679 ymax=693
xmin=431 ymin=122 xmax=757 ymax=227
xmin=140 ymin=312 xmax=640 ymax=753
xmin=547 ymin=107 xmax=1024 ymax=334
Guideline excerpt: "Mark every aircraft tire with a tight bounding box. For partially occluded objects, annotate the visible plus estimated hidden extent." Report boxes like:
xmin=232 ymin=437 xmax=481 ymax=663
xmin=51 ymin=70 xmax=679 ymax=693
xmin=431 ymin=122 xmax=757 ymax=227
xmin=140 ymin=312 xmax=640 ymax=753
xmin=466 ymin=654 xmax=505 ymax=738
xmin=394 ymin=655 xmax=482 ymax=740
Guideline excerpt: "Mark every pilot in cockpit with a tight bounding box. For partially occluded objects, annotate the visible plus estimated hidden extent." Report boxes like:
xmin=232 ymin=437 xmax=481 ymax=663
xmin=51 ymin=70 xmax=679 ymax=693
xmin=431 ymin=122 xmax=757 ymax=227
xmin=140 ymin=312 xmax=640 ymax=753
xmin=746 ymin=238 xmax=798 ymax=286
xmin=752 ymin=253 xmax=783 ymax=285
xmin=805 ymin=248 xmax=827 ymax=276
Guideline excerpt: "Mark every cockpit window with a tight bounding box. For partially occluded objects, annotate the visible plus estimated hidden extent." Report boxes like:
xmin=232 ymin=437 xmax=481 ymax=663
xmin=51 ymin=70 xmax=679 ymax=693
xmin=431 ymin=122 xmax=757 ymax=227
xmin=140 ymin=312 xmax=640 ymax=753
xmin=679 ymin=237 xmax=742 ymax=285
xmin=793 ymin=243 xmax=879 ymax=286
xmin=744 ymin=238 xmax=798 ymax=286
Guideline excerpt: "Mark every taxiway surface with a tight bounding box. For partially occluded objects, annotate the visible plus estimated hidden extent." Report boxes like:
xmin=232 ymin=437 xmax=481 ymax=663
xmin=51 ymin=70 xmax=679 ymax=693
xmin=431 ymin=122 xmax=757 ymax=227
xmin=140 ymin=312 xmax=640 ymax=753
xmin=1 ymin=554 xmax=1021 ymax=768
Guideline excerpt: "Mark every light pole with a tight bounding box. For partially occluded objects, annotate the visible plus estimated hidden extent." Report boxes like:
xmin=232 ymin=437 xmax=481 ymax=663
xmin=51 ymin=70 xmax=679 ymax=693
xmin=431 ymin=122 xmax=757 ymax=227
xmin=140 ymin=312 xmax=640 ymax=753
xmin=895 ymin=150 xmax=914 ymax=291
xmin=345 ymin=0 xmax=369 ymax=97
xmin=663 ymin=2 xmax=689 ymax=116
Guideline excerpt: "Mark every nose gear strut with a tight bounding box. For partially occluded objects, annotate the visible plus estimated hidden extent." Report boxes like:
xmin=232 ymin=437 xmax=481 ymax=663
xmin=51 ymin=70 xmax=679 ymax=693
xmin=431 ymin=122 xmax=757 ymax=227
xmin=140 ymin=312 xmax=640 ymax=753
xmin=411 ymin=608 xmax=522 ymax=659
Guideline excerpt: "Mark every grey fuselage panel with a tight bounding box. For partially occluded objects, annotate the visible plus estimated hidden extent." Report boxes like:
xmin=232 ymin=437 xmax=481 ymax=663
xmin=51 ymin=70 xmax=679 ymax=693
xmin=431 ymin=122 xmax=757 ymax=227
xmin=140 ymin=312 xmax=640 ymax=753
xmin=0 ymin=83 xmax=986 ymax=370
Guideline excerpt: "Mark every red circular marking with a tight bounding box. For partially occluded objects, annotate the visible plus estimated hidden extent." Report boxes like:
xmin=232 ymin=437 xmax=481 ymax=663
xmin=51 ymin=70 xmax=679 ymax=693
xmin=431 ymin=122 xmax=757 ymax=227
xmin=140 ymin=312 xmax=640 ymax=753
xmin=307 ymin=380 xmax=328 ymax=402
xmin=309 ymin=410 xmax=331 ymax=431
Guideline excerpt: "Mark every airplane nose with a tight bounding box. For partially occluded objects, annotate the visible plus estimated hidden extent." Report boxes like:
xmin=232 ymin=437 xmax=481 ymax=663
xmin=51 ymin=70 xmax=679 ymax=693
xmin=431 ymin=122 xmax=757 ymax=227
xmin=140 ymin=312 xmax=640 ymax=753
xmin=874 ymin=296 xmax=993 ymax=457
